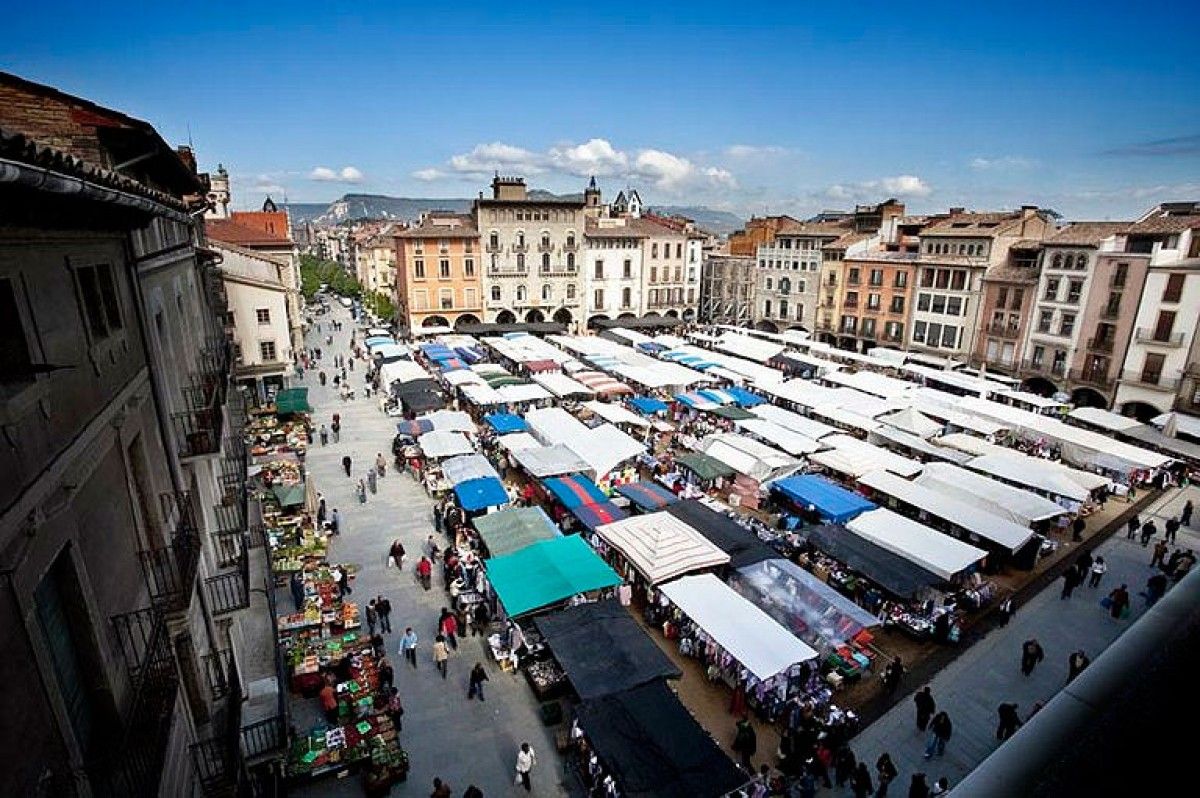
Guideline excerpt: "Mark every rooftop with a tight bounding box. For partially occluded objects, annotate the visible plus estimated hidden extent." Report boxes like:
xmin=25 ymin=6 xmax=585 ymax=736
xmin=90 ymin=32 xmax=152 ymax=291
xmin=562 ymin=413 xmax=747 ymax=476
xmin=394 ymin=213 xmax=478 ymax=238
xmin=1043 ymin=221 xmax=1130 ymax=246
xmin=1126 ymin=213 xmax=1200 ymax=235
xmin=207 ymin=211 xmax=292 ymax=247
xmin=774 ymin=219 xmax=855 ymax=237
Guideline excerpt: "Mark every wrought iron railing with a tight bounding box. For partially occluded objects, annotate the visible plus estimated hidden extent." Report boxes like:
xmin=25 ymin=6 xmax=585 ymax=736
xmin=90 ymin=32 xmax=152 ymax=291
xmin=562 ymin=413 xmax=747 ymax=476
xmin=138 ymin=493 xmax=201 ymax=615
xmin=206 ymin=548 xmax=250 ymax=616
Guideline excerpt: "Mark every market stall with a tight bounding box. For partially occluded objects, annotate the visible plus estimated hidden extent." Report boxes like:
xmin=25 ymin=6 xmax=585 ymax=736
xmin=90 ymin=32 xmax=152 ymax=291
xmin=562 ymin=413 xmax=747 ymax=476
xmin=440 ymin=453 xmax=500 ymax=487
xmin=485 ymin=535 xmax=622 ymax=618
xmin=453 ymin=476 xmax=509 ymax=513
xmin=628 ymin=396 xmax=670 ymax=416
xmin=666 ymin=499 xmax=777 ymax=570
xmin=913 ymin=462 xmax=1066 ymax=527
xmin=417 ymin=430 xmax=475 ymax=460
xmin=542 ymin=474 xmax=608 ymax=509
xmin=473 ymin=506 xmax=561 ymax=558
xmin=799 ymin=523 xmax=943 ymax=601
xmin=287 ymin=714 xmax=407 ymax=784
xmin=509 ymin=444 xmax=592 ymax=479
xmin=771 ymin=474 xmax=876 ymax=524
xmin=593 ymin=511 xmax=730 ymax=587
xmin=808 ymin=434 xmax=924 ymax=479
xmin=570 ymin=501 xmax=629 ymax=532
xmin=734 ymin=418 xmax=825 ymax=456
xmin=483 ymin=412 xmax=528 ymax=434
xmin=846 ymin=508 xmax=988 ymax=581
xmin=614 ymin=480 xmax=679 ymax=512
xmin=748 ymin=403 xmax=838 ymax=441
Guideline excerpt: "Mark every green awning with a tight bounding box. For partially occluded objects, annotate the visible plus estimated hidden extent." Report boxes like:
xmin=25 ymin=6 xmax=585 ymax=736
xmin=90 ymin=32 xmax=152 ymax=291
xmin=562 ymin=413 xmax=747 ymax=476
xmin=485 ymin=535 xmax=622 ymax=617
xmin=271 ymin=483 xmax=306 ymax=508
xmin=275 ymin=388 xmax=312 ymax=415
xmin=474 ymin=507 xmax=560 ymax=558
xmin=483 ymin=374 xmax=528 ymax=388
xmin=708 ymin=405 xmax=755 ymax=421
xmin=675 ymin=452 xmax=736 ymax=481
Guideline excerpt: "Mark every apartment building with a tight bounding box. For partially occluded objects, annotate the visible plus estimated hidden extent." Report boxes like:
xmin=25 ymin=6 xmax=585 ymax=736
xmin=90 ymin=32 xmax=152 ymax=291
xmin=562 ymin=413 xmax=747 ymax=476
xmin=908 ymin=207 xmax=1052 ymax=359
xmin=0 ymin=71 xmax=282 ymax=797
xmin=755 ymin=219 xmax=846 ymax=333
xmin=700 ymin=253 xmax=757 ymax=326
xmin=393 ymin=212 xmax=483 ymax=332
xmin=972 ymin=240 xmax=1041 ymax=374
xmin=727 ymin=214 xmax=800 ymax=256
xmin=637 ymin=213 xmax=696 ymax=322
xmin=584 ymin=218 xmax=646 ymax=323
xmin=214 ymin=240 xmax=294 ymax=401
xmin=1114 ymin=203 xmax=1200 ymax=418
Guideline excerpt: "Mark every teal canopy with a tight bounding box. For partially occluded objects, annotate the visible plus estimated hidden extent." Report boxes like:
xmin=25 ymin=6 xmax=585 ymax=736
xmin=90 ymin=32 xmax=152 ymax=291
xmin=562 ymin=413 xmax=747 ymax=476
xmin=274 ymin=387 xmax=312 ymax=415
xmin=485 ymin=535 xmax=621 ymax=617
xmin=271 ymin=483 xmax=306 ymax=508
xmin=473 ymin=506 xmax=560 ymax=557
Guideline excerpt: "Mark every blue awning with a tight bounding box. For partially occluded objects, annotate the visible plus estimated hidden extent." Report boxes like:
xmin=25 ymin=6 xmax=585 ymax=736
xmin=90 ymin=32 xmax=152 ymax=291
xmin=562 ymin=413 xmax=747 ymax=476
xmin=438 ymin=359 xmax=467 ymax=371
xmin=696 ymin=389 xmax=735 ymax=406
xmin=674 ymin=392 xmax=717 ymax=410
xmin=636 ymin=342 xmax=668 ymax=354
xmin=725 ymin=386 xmax=766 ymax=407
xmin=629 ymin=396 xmax=669 ymax=415
xmin=615 ymin=481 xmax=679 ymax=511
xmin=454 ymin=476 xmax=510 ymax=511
xmin=543 ymin=474 xmax=608 ymax=509
xmin=364 ymin=335 xmax=395 ymax=348
xmin=571 ymin=501 xmax=629 ymax=531
xmin=484 ymin=413 xmax=528 ymax=434
xmin=772 ymin=474 xmax=876 ymax=523
xmin=396 ymin=418 xmax=435 ymax=437
xmin=455 ymin=346 xmax=484 ymax=364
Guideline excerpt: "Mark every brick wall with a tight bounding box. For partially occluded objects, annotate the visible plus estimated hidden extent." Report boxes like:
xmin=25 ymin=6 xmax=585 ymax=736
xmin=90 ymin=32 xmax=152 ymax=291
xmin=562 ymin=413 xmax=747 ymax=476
xmin=0 ymin=81 xmax=113 ymax=165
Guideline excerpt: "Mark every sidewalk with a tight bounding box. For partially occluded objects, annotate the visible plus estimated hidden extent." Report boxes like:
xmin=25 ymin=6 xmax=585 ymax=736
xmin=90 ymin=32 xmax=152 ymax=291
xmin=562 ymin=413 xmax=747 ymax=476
xmin=289 ymin=306 xmax=568 ymax=797
xmin=840 ymin=484 xmax=1200 ymax=793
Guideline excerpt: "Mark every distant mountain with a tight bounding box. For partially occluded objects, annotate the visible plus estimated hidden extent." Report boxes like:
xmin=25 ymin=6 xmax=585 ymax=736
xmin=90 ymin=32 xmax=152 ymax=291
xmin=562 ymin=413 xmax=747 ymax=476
xmin=288 ymin=192 xmax=744 ymax=234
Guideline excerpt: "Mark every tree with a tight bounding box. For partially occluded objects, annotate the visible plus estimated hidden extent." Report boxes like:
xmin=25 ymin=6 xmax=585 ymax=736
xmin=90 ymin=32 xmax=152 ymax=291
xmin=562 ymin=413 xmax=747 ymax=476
xmin=300 ymin=253 xmax=363 ymax=301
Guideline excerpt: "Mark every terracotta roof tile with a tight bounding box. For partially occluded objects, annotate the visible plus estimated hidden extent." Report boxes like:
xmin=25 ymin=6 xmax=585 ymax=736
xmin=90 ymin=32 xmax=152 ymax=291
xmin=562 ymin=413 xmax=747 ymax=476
xmin=1044 ymin=222 xmax=1130 ymax=245
xmin=1127 ymin=214 xmax=1200 ymax=235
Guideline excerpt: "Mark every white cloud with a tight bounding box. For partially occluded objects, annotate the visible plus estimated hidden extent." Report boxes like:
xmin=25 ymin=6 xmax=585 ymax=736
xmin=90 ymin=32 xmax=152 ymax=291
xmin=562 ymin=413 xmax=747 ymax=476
xmin=448 ymin=142 xmax=543 ymax=174
xmin=411 ymin=168 xmax=445 ymax=182
xmin=631 ymin=150 xmax=737 ymax=192
xmin=548 ymin=138 xmax=628 ymax=176
xmin=725 ymin=144 xmax=787 ymax=158
xmin=827 ymin=174 xmax=931 ymax=201
xmin=970 ymin=156 xmax=1035 ymax=171
xmin=310 ymin=165 xmax=365 ymax=183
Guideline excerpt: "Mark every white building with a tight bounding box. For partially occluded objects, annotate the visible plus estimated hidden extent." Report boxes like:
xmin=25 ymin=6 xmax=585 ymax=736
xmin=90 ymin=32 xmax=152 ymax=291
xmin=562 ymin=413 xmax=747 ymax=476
xmin=585 ymin=218 xmax=646 ymax=324
xmin=214 ymin=240 xmax=293 ymax=401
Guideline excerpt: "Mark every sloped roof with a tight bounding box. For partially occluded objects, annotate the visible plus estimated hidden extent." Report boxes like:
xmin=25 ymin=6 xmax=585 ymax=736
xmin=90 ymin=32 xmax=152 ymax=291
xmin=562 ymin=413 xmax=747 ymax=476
xmin=1044 ymin=222 xmax=1129 ymax=246
xmin=595 ymin=511 xmax=730 ymax=585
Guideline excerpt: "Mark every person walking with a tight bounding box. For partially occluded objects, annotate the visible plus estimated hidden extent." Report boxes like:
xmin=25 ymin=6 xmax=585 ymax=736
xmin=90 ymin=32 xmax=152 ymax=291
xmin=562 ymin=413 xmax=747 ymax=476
xmin=732 ymin=716 xmax=757 ymax=769
xmin=430 ymin=777 xmax=452 ymax=798
xmin=378 ymin=656 xmax=394 ymax=692
xmin=914 ymin=686 xmax=935 ymax=731
xmin=1088 ymin=556 xmax=1107 ymax=588
xmin=357 ymin=478 xmax=367 ymax=504
xmin=834 ymin=747 xmax=857 ymax=788
xmin=319 ymin=677 xmax=339 ymax=724
xmin=336 ymin=566 xmax=352 ymax=596
xmin=385 ymin=687 xmax=404 ymax=731
xmin=1067 ymin=650 xmax=1090 ymax=683
xmin=908 ymin=773 xmax=931 ymax=798
xmin=1152 ymin=539 xmax=1169 ymax=568
xmin=376 ymin=595 xmax=393 ymax=634
xmin=1165 ymin=517 xmax=1179 ymax=545
xmin=432 ymin=634 xmax=450 ymax=679
xmin=468 ymin=662 xmax=488 ymax=701
xmin=929 ymin=777 xmax=950 ymax=796
xmin=376 ymin=452 xmax=387 ymax=477
xmin=416 ymin=556 xmax=433 ymax=591
xmin=317 ymin=497 xmax=327 ymax=526
xmin=289 ymin=570 xmax=305 ymax=612
xmin=997 ymin=596 xmax=1014 ymax=626
xmin=1108 ymin=583 xmax=1130 ymax=619
xmin=1183 ymin=499 xmax=1194 ymax=527
xmin=1071 ymin=516 xmax=1085 ymax=542
xmin=996 ymin=702 xmax=1022 ymax=741
xmin=875 ymin=752 xmax=898 ymax=797
xmin=439 ymin=608 xmax=459 ymax=650
xmin=367 ymin=468 xmax=377 ymax=495
xmin=400 ymin=627 xmax=418 ymax=668
xmin=472 ymin=602 xmax=490 ymax=636
xmin=1126 ymin=514 xmax=1140 ymax=540
xmin=1020 ymin=638 xmax=1045 ymax=676
xmin=924 ymin=712 xmax=952 ymax=759
xmin=851 ymin=762 xmax=874 ymax=798
xmin=883 ymin=657 xmax=905 ymax=695
xmin=365 ymin=600 xmax=378 ymax=635
xmin=319 ymin=425 xmax=328 ymax=446
xmin=1144 ymin=572 xmax=1168 ymax=606
xmin=330 ymin=508 xmax=341 ymax=535
xmin=1140 ymin=520 xmax=1157 ymax=547
xmin=514 ymin=742 xmax=536 ymax=792
xmin=342 ymin=455 xmax=352 ymax=477
xmin=1060 ymin=565 xmax=1081 ymax=599
xmin=389 ymin=539 xmax=406 ymax=570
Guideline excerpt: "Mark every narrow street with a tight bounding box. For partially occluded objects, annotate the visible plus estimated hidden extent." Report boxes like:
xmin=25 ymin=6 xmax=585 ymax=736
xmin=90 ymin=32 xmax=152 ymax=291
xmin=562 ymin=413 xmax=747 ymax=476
xmin=290 ymin=303 xmax=569 ymax=797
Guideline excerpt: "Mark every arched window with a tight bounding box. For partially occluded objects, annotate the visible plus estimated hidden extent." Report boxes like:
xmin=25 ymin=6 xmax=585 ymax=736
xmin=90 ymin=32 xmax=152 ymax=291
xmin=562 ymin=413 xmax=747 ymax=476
xmin=567 ymin=252 xmax=575 ymax=269
xmin=764 ymin=299 xmax=773 ymax=317
xmin=566 ymin=283 xmax=576 ymax=299
xmin=779 ymin=277 xmax=791 ymax=295
xmin=517 ymin=254 xmax=525 ymax=269
xmin=566 ymin=232 xmax=576 ymax=248
xmin=516 ymin=285 xmax=527 ymax=302
xmin=516 ymin=230 xmax=525 ymax=247
xmin=542 ymin=284 xmax=552 ymax=301
xmin=490 ymin=285 xmax=501 ymax=302
xmin=541 ymin=231 xmax=551 ymax=248
xmin=542 ymin=253 xmax=551 ymax=269
xmin=622 ymin=287 xmax=632 ymax=308
xmin=1052 ymin=253 xmax=1063 ymax=269
xmin=489 ymin=231 xmax=499 ymax=249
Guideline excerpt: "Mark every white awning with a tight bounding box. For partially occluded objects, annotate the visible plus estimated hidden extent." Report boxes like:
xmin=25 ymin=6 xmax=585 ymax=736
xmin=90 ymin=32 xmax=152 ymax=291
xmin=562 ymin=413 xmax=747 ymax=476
xmin=441 ymin=454 xmax=501 ymax=487
xmin=509 ymin=444 xmax=592 ymax=477
xmin=496 ymin=383 xmax=553 ymax=404
xmin=1069 ymin=406 xmax=1143 ymax=432
xmin=443 ymin=369 xmax=486 ymax=387
xmin=757 ymin=379 xmax=844 ymax=409
xmin=380 ymin=360 xmax=430 ymax=386
xmin=1153 ymin=412 xmax=1200 ymax=439
xmin=497 ymin=432 xmax=542 ymax=453
xmin=715 ymin=332 xmax=786 ymax=363
xmin=735 ymin=418 xmax=825 ymax=455
xmin=857 ymin=469 xmax=1034 ymax=553
xmin=419 ymin=409 xmax=477 ymax=433
xmin=810 ymin=405 xmax=883 ymax=434
xmin=846 ymin=508 xmax=987 ymax=580
xmin=584 ymin=400 xmax=651 ymax=428
xmin=695 ymin=433 xmax=802 ymax=483
xmin=824 ymin=370 xmax=915 ymax=400
xmin=933 ymin=433 xmax=1011 ymax=458
xmin=867 ymin=427 xmax=973 ymax=465
xmin=966 ymin=454 xmax=1093 ymax=502
xmin=595 ymin=512 xmax=730 ymax=585
xmin=525 ymin=407 xmax=645 ymax=478
xmin=809 ymin=434 xmax=924 ymax=478
xmin=418 ymin=430 xmax=475 ymax=459
xmin=532 ymin=372 xmax=595 ymax=398
xmin=459 ymin=383 xmax=505 ymax=406
xmin=878 ymin=408 xmax=943 ymax=439
xmin=914 ymin=462 xmax=1066 ymax=526
xmin=659 ymin=574 xmax=818 ymax=679
xmin=749 ymin=404 xmax=838 ymax=440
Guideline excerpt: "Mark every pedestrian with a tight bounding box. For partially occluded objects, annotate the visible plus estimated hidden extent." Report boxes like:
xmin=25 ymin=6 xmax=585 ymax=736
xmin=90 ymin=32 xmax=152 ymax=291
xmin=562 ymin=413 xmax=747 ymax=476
xmin=1152 ymin=538 xmax=1169 ymax=568
xmin=400 ymin=627 xmax=418 ymax=668
xmin=367 ymin=468 xmax=377 ymax=494
xmin=996 ymin=702 xmax=1022 ymax=741
xmin=851 ymin=762 xmax=874 ymax=798
xmin=365 ymin=599 xmax=378 ymax=635
xmin=342 ymin=455 xmax=352 ymax=477
xmin=834 ymin=747 xmax=857 ymax=787
xmin=1060 ymin=565 xmax=1081 ymax=599
xmin=883 ymin=657 xmax=905 ymax=694
xmin=433 ymin=633 xmax=450 ymax=679
xmin=732 ymin=715 xmax=757 ymax=769
xmin=1165 ymin=517 xmax=1179 ymax=544
xmin=440 ymin=608 xmax=459 ymax=650
xmin=1140 ymin=520 xmax=1156 ymax=547
xmin=1126 ymin=514 xmax=1140 ymax=540
xmin=376 ymin=452 xmax=387 ymax=476
xmin=319 ymin=677 xmax=339 ymax=724
xmin=416 ymin=556 xmax=433 ymax=591
xmin=1088 ymin=556 xmax=1107 ymax=588
xmin=908 ymin=773 xmax=931 ymax=798
xmin=370 ymin=633 xmax=386 ymax=659
xmin=376 ymin=595 xmax=393 ymax=633
xmin=514 ymin=742 xmax=536 ymax=791
xmin=330 ymin=508 xmax=341 ymax=535
xmin=1071 ymin=516 xmax=1085 ymax=542
xmin=385 ymin=687 xmax=404 ymax=731
xmin=1108 ymin=583 xmax=1130 ymax=619
xmin=1144 ymin=572 xmax=1168 ymax=606
xmin=462 ymin=786 xmax=483 ymax=798
xmin=924 ymin=712 xmax=952 ymax=759
xmin=378 ymin=655 xmax=394 ymax=691
xmin=426 ymin=534 xmax=441 ymax=560
xmin=431 ymin=777 xmax=451 ymax=798
xmin=389 ymin=539 xmax=406 ymax=570
xmin=319 ymin=371 xmax=327 ymax=386
xmin=1067 ymin=650 xmax=1090 ymax=683
xmin=472 ymin=602 xmax=490 ymax=636
xmin=997 ymin=596 xmax=1014 ymax=626
xmin=914 ymin=686 xmax=935 ymax=731
xmin=1020 ymin=638 xmax=1045 ymax=676
xmin=468 ymin=662 xmax=488 ymax=701
xmin=1183 ymin=499 xmax=1194 ymax=527
xmin=875 ymin=752 xmax=898 ymax=797
xmin=337 ymin=566 xmax=351 ymax=595
xmin=289 ymin=570 xmax=305 ymax=612
xmin=320 ymin=425 xmax=328 ymax=446
xmin=929 ymin=777 xmax=950 ymax=797
xmin=357 ymin=478 xmax=367 ymax=504
xmin=317 ymin=497 xmax=327 ymax=526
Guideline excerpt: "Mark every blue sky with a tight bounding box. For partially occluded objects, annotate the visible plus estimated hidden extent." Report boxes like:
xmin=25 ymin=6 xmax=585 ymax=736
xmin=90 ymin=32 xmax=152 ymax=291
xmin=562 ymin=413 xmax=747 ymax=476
xmin=4 ymin=2 xmax=1199 ymax=219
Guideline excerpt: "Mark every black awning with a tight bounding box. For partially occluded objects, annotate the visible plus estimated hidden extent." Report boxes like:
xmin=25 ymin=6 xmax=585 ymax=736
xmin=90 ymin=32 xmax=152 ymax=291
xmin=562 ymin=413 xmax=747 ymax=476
xmin=535 ymin=599 xmax=680 ymax=700
xmin=667 ymin=500 xmax=777 ymax=569
xmin=453 ymin=322 xmax=566 ymax=335
xmin=575 ymin=680 xmax=746 ymax=798
xmin=392 ymin=378 xmax=445 ymax=413
xmin=592 ymin=314 xmax=682 ymax=329
xmin=801 ymin=523 xmax=943 ymax=599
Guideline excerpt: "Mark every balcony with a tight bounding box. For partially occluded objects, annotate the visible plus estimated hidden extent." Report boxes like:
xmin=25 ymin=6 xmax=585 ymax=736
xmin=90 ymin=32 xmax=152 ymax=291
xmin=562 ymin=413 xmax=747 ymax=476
xmin=1135 ymin=328 xmax=1185 ymax=347
xmin=1119 ymin=369 xmax=1180 ymax=390
xmin=511 ymin=243 xmax=529 ymax=254
xmin=987 ymin=322 xmax=1021 ymax=339
xmin=487 ymin=267 xmax=527 ymax=277
xmin=537 ymin=242 xmax=554 ymax=253
xmin=881 ymin=331 xmax=904 ymax=343
xmin=1087 ymin=336 xmax=1115 ymax=353
xmin=1069 ymin=368 xmax=1113 ymax=388
xmin=1100 ymin=304 xmax=1121 ymax=320
xmin=1021 ymin=359 xmax=1047 ymax=374
xmin=562 ymin=241 xmax=578 ymax=252
xmin=538 ymin=264 xmax=578 ymax=276
xmin=205 ymin=547 xmax=250 ymax=616
xmin=842 ymin=299 xmax=858 ymax=309
xmin=138 ymin=493 xmax=201 ymax=615
xmin=485 ymin=242 xmax=501 ymax=253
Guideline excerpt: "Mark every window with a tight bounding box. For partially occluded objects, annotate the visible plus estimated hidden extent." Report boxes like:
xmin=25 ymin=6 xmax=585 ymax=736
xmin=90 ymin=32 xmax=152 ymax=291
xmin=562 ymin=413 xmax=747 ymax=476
xmin=594 ymin=260 xmax=604 ymax=279
xmin=490 ymin=285 xmax=501 ymax=302
xmin=1044 ymin=277 xmax=1059 ymax=300
xmin=779 ymin=299 xmax=789 ymax=318
xmin=931 ymin=295 xmax=947 ymax=314
xmin=517 ymin=232 xmax=525 ymax=248
xmin=620 ymin=259 xmax=631 ymax=279
xmin=593 ymin=289 xmax=604 ymax=309
xmin=935 ymin=269 xmax=950 ymax=289
xmin=1112 ymin=262 xmax=1128 ymax=287
xmin=941 ymin=325 xmax=957 ymax=348
xmin=255 ymin=308 xmax=271 ymax=325
xmin=259 ymin=341 xmax=277 ymax=361
xmin=997 ymin=287 xmax=1009 ymax=308
xmin=1067 ymin=280 xmax=1083 ymax=303
xmin=1163 ymin=273 xmax=1185 ymax=302
xmin=1052 ymin=350 xmax=1067 ymax=375
xmin=414 ymin=260 xmax=425 ymax=278
xmin=765 ymin=277 xmax=773 ymax=291
xmin=464 ymin=258 xmax=475 ymax=277
xmin=890 ymin=296 xmax=905 ymax=314
xmin=1060 ymin=313 xmax=1075 ymax=337
xmin=489 ymin=232 xmax=499 ymax=249
xmin=779 ymin=278 xmax=791 ymax=295
xmin=464 ymin=288 xmax=478 ymax=308
xmin=651 ymin=243 xmax=659 ymax=258
xmin=539 ymin=284 xmax=550 ymax=302
xmin=542 ymin=253 xmax=551 ymax=270
xmin=870 ymin=269 xmax=884 ymax=286
xmin=622 ymin=287 xmax=632 ymax=308
xmin=848 ymin=268 xmax=861 ymax=285
xmin=566 ymin=253 xmax=575 ymax=269
xmin=567 ymin=233 xmax=576 ymax=248
xmin=1141 ymin=352 xmax=1165 ymax=385
xmin=676 ymin=243 xmax=682 ymax=259
xmin=515 ymin=285 xmax=527 ymax=302
xmin=74 ymin=263 xmax=123 ymax=341
xmin=674 ymin=266 xmax=682 ymax=282
xmin=920 ymin=269 xmax=934 ymax=288
xmin=928 ymin=322 xmax=943 ymax=345
xmin=541 ymin=233 xmax=550 ymax=249
xmin=913 ymin=320 xmax=927 ymax=342
xmin=1038 ymin=309 xmax=1053 ymax=333
xmin=894 ymin=271 xmax=908 ymax=288
xmin=1032 ymin=345 xmax=1045 ymax=367
xmin=1010 ymin=288 xmax=1024 ymax=310
xmin=951 ymin=271 xmax=966 ymax=290
xmin=566 ymin=284 xmax=576 ymax=299
xmin=516 ymin=254 xmax=525 ymax=269
xmin=1164 ymin=234 xmax=1180 ymax=250
xmin=439 ymin=289 xmax=454 ymax=310
xmin=1154 ymin=310 xmax=1177 ymax=341
xmin=413 ymin=290 xmax=429 ymax=310
xmin=946 ymin=296 xmax=963 ymax=316
xmin=439 ymin=259 xmax=451 ymax=279
xmin=0 ymin=278 xmax=33 ymax=389
xmin=917 ymin=294 xmax=931 ymax=312
xmin=866 ymin=293 xmax=881 ymax=310
xmin=862 ymin=318 xmax=876 ymax=337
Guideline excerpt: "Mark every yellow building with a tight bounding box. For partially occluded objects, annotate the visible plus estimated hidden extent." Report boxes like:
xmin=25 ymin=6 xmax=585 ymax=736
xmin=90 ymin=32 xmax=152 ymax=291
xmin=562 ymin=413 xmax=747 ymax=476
xmin=393 ymin=213 xmax=482 ymax=332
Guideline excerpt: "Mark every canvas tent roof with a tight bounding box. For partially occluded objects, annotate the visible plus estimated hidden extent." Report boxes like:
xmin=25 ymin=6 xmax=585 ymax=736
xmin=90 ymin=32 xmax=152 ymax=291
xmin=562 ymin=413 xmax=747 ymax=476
xmin=584 ymin=400 xmax=651 ymax=428
xmin=574 ymin=680 xmax=745 ymax=798
xmin=772 ymin=474 xmax=876 ymax=523
xmin=734 ymin=418 xmax=824 ymax=456
xmin=596 ymin=511 xmax=730 ymax=585
xmin=473 ymin=506 xmax=560 ymax=557
xmin=419 ymin=409 xmax=476 ymax=433
xmin=570 ymin=501 xmax=629 ymax=531
xmin=659 ymin=574 xmax=818 ymax=679
xmin=453 ymin=476 xmax=509 ymax=512
xmin=879 ymin=407 xmax=943 ymax=438
xmin=824 ymin=370 xmax=914 ymax=400
xmin=532 ymin=371 xmax=595 ymax=398
xmin=380 ymin=360 xmax=430 ymax=386
xmin=801 ymin=524 xmax=942 ymax=598
xmin=483 ymin=413 xmax=527 ymax=434
xmin=857 ymin=469 xmax=1034 ymax=553
xmin=614 ymin=480 xmax=679 ymax=511
xmin=440 ymin=453 xmax=500 ymax=487
xmin=485 ymin=535 xmax=621 ymax=617
xmin=543 ymin=474 xmax=608 ymax=509
xmin=667 ymin=499 xmax=777 ymax=569
xmin=809 ymin=434 xmax=924 ymax=478
xmin=749 ymin=403 xmax=838 ymax=440
xmin=1068 ymin=406 xmax=1143 ymax=433
xmin=497 ymin=432 xmax=542 ymax=453
xmin=417 ymin=430 xmax=474 ymax=459
xmin=695 ymin=433 xmax=801 ymax=483
xmin=846 ymin=508 xmax=987 ymax=580
xmin=966 ymin=454 xmax=1097 ymax=503
xmin=675 ymin=451 xmax=735 ymax=481
xmin=510 ymin=444 xmax=592 ymax=477
xmin=914 ymin=462 xmax=1065 ymax=526
xmin=273 ymin=388 xmax=311 ymax=415
xmin=867 ymin=427 xmax=973 ymax=465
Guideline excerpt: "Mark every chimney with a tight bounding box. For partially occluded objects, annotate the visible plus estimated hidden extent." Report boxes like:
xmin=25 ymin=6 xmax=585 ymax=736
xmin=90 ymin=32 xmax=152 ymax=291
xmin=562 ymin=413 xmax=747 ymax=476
xmin=949 ymin=207 xmax=965 ymax=215
xmin=1020 ymin=204 xmax=1039 ymax=219
xmin=491 ymin=175 xmax=527 ymax=201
